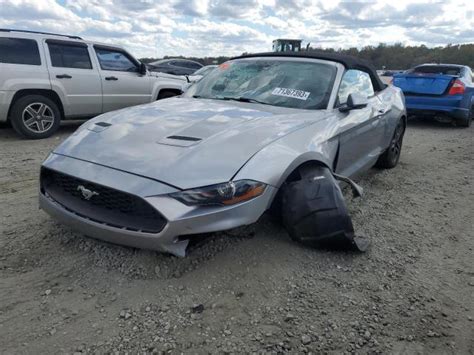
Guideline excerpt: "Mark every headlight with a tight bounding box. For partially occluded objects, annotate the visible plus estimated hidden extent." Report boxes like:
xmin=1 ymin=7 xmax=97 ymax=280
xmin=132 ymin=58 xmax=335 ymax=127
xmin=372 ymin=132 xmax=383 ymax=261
xmin=169 ymin=180 xmax=266 ymax=206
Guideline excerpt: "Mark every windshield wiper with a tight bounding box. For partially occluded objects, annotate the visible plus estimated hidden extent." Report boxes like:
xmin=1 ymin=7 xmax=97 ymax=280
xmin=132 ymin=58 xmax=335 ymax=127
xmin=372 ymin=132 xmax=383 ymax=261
xmin=218 ymin=96 xmax=271 ymax=106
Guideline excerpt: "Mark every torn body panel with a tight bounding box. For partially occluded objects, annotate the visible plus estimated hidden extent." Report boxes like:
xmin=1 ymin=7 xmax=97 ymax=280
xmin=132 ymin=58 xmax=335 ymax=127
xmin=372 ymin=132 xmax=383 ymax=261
xmin=281 ymin=165 xmax=369 ymax=252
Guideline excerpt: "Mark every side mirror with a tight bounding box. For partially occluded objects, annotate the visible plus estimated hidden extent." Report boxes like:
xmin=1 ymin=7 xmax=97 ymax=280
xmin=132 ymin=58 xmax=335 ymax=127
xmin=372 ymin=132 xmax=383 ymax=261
xmin=139 ymin=62 xmax=147 ymax=75
xmin=339 ymin=93 xmax=368 ymax=112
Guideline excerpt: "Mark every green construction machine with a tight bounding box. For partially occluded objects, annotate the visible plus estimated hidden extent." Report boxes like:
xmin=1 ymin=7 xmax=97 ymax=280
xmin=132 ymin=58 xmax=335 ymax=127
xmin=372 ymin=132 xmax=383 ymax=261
xmin=272 ymin=39 xmax=307 ymax=52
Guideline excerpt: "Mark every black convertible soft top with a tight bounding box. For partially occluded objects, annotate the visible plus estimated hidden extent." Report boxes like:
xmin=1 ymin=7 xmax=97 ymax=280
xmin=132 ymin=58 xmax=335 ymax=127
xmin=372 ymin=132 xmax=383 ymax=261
xmin=233 ymin=51 xmax=386 ymax=92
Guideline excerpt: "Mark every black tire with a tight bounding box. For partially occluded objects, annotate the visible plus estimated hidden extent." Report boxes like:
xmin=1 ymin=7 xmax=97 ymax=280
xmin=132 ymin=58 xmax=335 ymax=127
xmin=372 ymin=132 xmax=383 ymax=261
xmin=456 ymin=107 xmax=472 ymax=128
xmin=10 ymin=95 xmax=61 ymax=139
xmin=157 ymin=90 xmax=180 ymax=100
xmin=375 ymin=118 xmax=405 ymax=169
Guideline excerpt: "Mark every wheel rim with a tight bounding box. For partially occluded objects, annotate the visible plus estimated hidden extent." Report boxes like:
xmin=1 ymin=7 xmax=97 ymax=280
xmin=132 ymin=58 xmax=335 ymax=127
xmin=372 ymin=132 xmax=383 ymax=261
xmin=389 ymin=121 xmax=404 ymax=160
xmin=22 ymin=102 xmax=55 ymax=134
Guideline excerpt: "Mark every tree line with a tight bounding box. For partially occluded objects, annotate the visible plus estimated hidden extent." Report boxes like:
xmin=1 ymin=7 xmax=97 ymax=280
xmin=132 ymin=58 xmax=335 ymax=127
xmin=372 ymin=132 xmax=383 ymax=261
xmin=140 ymin=43 xmax=474 ymax=70
xmin=316 ymin=43 xmax=474 ymax=69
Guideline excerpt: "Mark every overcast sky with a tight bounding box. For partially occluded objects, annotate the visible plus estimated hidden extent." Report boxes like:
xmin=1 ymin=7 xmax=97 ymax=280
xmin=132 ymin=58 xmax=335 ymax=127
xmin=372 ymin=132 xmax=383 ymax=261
xmin=1 ymin=0 xmax=473 ymax=58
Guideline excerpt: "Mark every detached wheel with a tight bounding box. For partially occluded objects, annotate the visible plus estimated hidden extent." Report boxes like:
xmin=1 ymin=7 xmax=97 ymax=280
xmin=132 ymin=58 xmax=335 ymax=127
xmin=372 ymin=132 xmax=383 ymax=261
xmin=10 ymin=95 xmax=61 ymax=139
xmin=375 ymin=118 xmax=405 ymax=169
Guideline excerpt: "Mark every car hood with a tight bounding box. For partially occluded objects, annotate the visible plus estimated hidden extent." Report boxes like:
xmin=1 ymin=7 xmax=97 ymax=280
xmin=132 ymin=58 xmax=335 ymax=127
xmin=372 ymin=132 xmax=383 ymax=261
xmin=148 ymin=71 xmax=187 ymax=81
xmin=54 ymin=98 xmax=326 ymax=189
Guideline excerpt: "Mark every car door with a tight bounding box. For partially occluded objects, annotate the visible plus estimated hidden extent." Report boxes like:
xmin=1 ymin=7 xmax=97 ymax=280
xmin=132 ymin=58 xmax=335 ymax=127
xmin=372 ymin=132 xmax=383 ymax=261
xmin=45 ymin=39 xmax=102 ymax=117
xmin=93 ymin=45 xmax=151 ymax=112
xmin=335 ymin=69 xmax=386 ymax=177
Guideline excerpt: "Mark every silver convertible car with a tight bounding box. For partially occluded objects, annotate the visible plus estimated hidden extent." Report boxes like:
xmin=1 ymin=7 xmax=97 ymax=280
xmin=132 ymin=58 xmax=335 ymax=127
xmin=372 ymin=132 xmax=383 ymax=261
xmin=40 ymin=52 xmax=406 ymax=256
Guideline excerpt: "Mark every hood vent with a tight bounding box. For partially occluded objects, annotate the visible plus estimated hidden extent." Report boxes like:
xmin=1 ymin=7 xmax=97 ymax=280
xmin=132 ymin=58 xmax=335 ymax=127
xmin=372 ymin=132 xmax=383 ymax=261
xmin=167 ymin=135 xmax=201 ymax=142
xmin=95 ymin=122 xmax=112 ymax=127
xmin=87 ymin=121 xmax=112 ymax=133
xmin=157 ymin=135 xmax=202 ymax=147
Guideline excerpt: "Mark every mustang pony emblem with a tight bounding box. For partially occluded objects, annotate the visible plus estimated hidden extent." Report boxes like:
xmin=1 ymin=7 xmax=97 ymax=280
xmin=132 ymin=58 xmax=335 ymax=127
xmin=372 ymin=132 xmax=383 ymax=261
xmin=77 ymin=185 xmax=99 ymax=200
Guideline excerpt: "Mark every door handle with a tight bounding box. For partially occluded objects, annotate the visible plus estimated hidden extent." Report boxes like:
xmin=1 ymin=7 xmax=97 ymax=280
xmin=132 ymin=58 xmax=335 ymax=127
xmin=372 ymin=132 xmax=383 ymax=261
xmin=105 ymin=76 xmax=118 ymax=81
xmin=56 ymin=74 xmax=72 ymax=79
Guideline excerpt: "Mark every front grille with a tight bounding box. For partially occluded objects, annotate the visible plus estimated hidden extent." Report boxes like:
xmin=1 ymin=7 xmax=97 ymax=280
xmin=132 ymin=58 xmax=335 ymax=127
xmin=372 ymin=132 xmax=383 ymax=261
xmin=40 ymin=168 xmax=167 ymax=233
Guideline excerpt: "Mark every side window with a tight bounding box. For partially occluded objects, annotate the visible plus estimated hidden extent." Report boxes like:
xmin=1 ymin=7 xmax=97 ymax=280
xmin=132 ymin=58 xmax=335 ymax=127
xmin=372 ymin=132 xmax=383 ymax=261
xmin=180 ymin=61 xmax=201 ymax=69
xmin=47 ymin=42 xmax=92 ymax=69
xmin=180 ymin=61 xmax=194 ymax=68
xmin=172 ymin=60 xmax=185 ymax=68
xmin=337 ymin=69 xmax=374 ymax=105
xmin=0 ymin=37 xmax=41 ymax=65
xmin=189 ymin=62 xmax=202 ymax=69
xmin=95 ymin=48 xmax=138 ymax=72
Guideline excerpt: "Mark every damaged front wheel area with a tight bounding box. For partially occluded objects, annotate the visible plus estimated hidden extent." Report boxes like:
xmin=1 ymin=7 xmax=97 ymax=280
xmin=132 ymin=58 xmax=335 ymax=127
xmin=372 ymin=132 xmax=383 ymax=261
xmin=281 ymin=165 xmax=369 ymax=252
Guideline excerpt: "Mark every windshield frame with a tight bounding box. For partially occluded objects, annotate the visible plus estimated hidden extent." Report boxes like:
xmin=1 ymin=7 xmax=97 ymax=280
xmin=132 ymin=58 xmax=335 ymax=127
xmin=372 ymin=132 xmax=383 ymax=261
xmin=183 ymin=57 xmax=340 ymax=110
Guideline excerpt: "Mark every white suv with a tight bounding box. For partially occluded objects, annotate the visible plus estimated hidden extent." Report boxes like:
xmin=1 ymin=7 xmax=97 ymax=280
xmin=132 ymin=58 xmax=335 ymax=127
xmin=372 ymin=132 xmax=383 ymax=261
xmin=0 ymin=29 xmax=187 ymax=139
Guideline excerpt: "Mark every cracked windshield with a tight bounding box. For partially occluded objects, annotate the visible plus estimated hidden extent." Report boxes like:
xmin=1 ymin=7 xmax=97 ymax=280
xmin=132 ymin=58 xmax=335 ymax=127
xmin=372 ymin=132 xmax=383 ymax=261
xmin=186 ymin=59 xmax=336 ymax=109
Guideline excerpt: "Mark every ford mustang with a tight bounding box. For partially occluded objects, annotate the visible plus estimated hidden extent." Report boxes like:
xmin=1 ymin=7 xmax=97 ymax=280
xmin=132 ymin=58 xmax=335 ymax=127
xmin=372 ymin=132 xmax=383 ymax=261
xmin=40 ymin=52 xmax=406 ymax=256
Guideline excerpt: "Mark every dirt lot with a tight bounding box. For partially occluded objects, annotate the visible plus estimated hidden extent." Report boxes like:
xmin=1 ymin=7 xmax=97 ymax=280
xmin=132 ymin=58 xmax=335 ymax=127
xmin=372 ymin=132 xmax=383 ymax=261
xmin=0 ymin=119 xmax=473 ymax=354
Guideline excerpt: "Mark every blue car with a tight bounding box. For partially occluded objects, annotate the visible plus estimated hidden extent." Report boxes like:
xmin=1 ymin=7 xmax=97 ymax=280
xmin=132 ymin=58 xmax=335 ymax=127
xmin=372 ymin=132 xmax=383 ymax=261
xmin=393 ymin=64 xmax=473 ymax=127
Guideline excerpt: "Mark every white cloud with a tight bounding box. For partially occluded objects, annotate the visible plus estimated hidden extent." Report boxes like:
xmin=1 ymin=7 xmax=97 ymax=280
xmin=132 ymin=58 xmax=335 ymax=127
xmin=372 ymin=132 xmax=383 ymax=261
xmin=0 ymin=0 xmax=472 ymax=58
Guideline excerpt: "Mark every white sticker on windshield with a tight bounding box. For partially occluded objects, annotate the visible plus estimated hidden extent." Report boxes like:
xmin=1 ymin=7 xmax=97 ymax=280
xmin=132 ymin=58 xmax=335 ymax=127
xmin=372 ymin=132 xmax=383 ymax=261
xmin=272 ymin=87 xmax=310 ymax=101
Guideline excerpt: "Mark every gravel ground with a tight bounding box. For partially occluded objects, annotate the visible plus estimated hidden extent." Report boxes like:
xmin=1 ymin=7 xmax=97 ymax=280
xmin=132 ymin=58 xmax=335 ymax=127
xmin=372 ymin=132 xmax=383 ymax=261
xmin=0 ymin=118 xmax=473 ymax=354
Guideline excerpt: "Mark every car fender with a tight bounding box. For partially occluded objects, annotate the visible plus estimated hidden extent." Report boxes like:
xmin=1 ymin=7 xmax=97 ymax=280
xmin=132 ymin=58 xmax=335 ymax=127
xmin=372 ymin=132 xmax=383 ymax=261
xmin=150 ymin=74 xmax=187 ymax=100
xmin=1 ymin=76 xmax=52 ymax=93
xmin=233 ymin=118 xmax=339 ymax=189
xmin=46 ymin=81 xmax=68 ymax=113
xmin=2 ymin=79 xmax=56 ymax=114
xmin=234 ymin=126 xmax=369 ymax=252
xmin=462 ymin=87 xmax=474 ymax=109
xmin=3 ymin=86 xmax=66 ymax=121
xmin=376 ymin=85 xmax=406 ymax=150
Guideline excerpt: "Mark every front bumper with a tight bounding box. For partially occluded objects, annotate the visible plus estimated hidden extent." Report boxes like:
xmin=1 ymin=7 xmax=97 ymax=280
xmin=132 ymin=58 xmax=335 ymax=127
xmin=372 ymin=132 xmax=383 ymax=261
xmin=40 ymin=153 xmax=276 ymax=256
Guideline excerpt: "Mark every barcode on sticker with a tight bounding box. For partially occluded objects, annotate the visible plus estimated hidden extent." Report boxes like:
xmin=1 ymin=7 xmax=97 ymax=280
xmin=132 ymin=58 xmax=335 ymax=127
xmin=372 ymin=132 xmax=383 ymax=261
xmin=272 ymin=87 xmax=310 ymax=100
